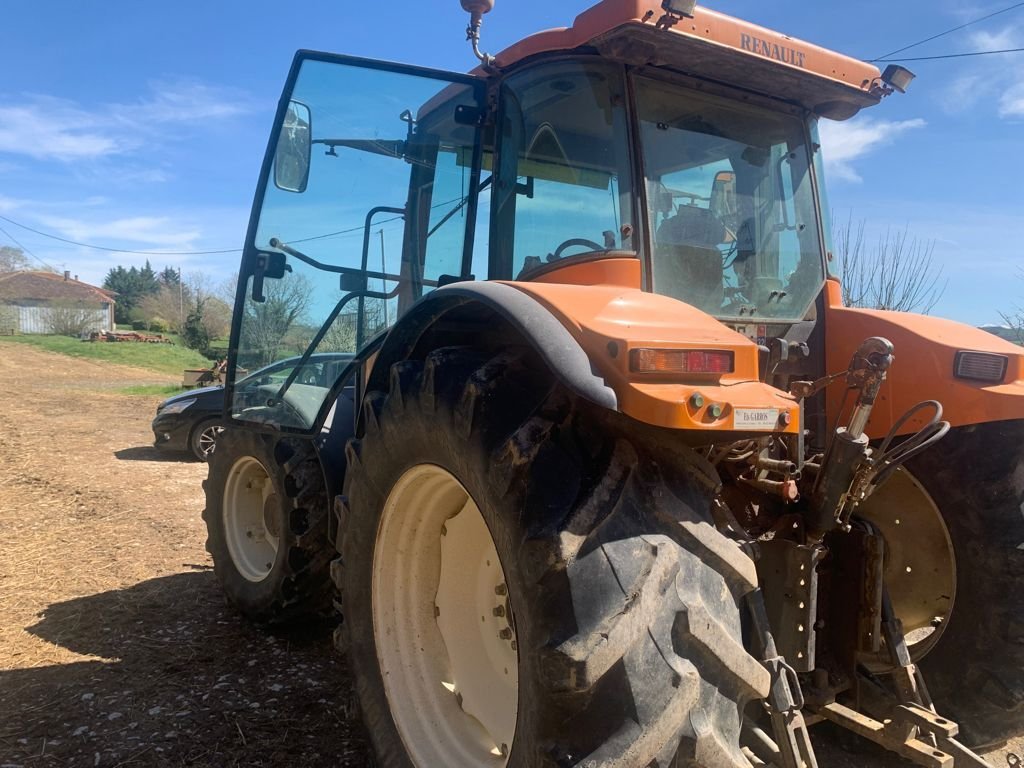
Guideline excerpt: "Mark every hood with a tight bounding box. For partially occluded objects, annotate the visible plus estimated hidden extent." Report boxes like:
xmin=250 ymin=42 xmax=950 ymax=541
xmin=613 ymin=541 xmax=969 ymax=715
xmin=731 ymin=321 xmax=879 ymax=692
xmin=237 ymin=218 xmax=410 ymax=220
xmin=159 ymin=385 xmax=223 ymax=408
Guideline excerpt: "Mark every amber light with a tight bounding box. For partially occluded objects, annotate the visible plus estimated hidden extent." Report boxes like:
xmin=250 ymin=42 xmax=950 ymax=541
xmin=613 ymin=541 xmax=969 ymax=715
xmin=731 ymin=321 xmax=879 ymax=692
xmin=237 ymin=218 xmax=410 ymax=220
xmin=955 ymin=351 xmax=1008 ymax=383
xmin=630 ymin=348 xmax=735 ymax=374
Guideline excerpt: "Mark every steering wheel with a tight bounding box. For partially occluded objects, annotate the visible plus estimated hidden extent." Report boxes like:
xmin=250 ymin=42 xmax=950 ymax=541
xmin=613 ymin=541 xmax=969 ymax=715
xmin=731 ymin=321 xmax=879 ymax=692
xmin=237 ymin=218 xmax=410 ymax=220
xmin=550 ymin=238 xmax=606 ymax=262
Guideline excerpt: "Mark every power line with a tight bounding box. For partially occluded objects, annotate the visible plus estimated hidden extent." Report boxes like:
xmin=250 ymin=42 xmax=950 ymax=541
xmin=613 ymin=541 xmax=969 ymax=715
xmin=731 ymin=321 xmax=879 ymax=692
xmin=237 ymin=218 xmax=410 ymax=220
xmin=0 ymin=214 xmax=242 ymax=256
xmin=870 ymin=1 xmax=1024 ymax=61
xmin=0 ymin=223 xmax=58 ymax=272
xmin=876 ymin=46 xmax=1024 ymax=62
xmin=0 ymin=192 xmax=460 ymax=259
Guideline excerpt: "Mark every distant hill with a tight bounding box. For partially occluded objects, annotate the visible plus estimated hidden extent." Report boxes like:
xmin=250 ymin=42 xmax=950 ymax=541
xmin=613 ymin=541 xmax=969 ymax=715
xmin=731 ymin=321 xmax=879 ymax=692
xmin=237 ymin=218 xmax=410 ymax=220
xmin=980 ymin=326 xmax=1023 ymax=345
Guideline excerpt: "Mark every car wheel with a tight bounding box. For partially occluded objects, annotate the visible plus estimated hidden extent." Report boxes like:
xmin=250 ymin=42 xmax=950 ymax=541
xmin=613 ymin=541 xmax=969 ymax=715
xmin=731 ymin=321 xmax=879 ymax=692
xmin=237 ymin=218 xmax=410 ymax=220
xmin=190 ymin=418 xmax=224 ymax=461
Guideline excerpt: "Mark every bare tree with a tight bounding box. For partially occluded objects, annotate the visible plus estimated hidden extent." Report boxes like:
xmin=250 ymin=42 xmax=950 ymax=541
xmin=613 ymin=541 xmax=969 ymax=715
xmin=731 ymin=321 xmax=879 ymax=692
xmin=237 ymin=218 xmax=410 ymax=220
xmin=137 ymin=272 xmax=231 ymax=339
xmin=0 ymin=246 xmax=30 ymax=273
xmin=999 ymin=268 xmax=1024 ymax=345
xmin=240 ymin=275 xmax=314 ymax=366
xmin=138 ymin=284 xmax=189 ymax=333
xmin=44 ymin=302 xmax=97 ymax=337
xmin=834 ymin=215 xmax=946 ymax=314
xmin=0 ymin=305 xmax=18 ymax=333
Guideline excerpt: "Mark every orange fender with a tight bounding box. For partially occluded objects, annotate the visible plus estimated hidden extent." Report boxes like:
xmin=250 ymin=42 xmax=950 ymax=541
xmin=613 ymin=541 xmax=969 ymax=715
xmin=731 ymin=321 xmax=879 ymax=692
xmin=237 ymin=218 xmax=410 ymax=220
xmin=823 ymin=279 xmax=1024 ymax=437
xmin=506 ymin=280 xmax=800 ymax=435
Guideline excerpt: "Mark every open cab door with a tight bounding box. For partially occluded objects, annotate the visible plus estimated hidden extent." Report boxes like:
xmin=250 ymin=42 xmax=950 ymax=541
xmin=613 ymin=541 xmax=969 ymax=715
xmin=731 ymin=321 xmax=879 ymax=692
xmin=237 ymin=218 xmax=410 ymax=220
xmin=227 ymin=52 xmax=487 ymax=434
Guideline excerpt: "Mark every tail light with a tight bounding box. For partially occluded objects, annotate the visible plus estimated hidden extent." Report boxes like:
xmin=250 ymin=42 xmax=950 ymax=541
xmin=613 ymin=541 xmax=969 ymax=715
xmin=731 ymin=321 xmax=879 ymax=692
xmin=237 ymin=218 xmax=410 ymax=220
xmin=954 ymin=351 xmax=1008 ymax=383
xmin=630 ymin=348 xmax=735 ymax=375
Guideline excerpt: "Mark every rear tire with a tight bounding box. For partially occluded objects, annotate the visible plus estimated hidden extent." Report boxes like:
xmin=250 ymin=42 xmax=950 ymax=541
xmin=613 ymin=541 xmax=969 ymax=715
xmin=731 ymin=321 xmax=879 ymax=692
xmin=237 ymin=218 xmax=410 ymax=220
xmin=203 ymin=428 xmax=333 ymax=624
xmin=906 ymin=421 xmax=1024 ymax=747
xmin=336 ymin=347 xmax=769 ymax=767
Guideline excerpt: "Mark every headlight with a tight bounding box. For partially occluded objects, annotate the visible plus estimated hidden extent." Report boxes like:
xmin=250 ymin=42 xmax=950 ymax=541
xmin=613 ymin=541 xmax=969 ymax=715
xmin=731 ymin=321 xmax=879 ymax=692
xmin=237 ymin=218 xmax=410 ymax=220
xmin=159 ymin=398 xmax=197 ymax=416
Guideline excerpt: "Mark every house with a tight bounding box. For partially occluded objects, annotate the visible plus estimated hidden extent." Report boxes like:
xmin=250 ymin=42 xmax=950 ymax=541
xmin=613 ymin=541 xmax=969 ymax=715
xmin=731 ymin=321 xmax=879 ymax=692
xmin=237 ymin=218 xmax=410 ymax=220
xmin=0 ymin=271 xmax=116 ymax=335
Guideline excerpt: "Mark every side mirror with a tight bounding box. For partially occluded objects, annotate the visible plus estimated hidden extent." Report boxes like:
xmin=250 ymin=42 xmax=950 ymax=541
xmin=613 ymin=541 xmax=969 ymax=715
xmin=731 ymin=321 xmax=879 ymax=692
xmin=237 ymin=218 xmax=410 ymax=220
xmin=274 ymin=101 xmax=312 ymax=193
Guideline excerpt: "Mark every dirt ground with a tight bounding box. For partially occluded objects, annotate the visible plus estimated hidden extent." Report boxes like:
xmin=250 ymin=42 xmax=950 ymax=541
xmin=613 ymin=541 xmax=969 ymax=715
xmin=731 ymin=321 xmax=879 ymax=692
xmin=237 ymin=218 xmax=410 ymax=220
xmin=0 ymin=341 xmax=1019 ymax=768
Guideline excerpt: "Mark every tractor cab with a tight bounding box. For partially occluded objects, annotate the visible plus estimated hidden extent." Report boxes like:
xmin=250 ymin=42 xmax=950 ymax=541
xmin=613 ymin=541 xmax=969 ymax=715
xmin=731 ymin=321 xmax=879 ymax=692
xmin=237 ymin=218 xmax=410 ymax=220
xmin=226 ymin=0 xmax=900 ymax=435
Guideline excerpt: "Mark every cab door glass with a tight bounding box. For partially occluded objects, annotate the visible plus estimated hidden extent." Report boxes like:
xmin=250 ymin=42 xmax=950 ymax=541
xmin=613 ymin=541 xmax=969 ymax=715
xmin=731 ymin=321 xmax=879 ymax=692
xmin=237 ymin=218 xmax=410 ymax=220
xmin=232 ymin=56 xmax=484 ymax=432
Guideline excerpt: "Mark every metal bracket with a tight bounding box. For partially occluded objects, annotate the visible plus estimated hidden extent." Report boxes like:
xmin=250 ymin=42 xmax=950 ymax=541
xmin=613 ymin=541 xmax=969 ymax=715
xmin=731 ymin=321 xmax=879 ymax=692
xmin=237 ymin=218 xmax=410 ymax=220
xmin=814 ymin=584 xmax=990 ymax=767
xmin=756 ymin=539 xmax=825 ymax=673
xmin=818 ymin=700 xmax=989 ymax=767
xmin=744 ymin=589 xmax=819 ymax=768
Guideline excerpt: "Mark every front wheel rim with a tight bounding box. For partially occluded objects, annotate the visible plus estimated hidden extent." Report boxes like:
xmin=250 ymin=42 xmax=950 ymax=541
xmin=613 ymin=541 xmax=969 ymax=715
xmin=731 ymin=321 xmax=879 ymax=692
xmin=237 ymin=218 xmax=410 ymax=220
xmin=222 ymin=456 xmax=279 ymax=583
xmin=197 ymin=424 xmax=224 ymax=458
xmin=372 ymin=464 xmax=518 ymax=767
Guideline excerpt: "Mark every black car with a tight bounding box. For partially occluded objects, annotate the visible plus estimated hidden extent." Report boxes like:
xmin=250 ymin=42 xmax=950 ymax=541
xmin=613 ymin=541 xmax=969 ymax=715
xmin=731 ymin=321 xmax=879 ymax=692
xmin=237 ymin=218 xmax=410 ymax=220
xmin=152 ymin=353 xmax=353 ymax=460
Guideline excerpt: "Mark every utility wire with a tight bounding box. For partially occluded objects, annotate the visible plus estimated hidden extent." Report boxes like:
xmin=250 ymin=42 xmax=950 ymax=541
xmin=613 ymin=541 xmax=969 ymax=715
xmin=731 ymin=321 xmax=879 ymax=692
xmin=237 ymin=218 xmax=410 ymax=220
xmin=870 ymin=1 xmax=1024 ymax=61
xmin=0 ymin=214 xmax=241 ymax=256
xmin=875 ymin=46 xmax=1024 ymax=62
xmin=0 ymin=223 xmax=58 ymax=272
xmin=0 ymin=191 xmax=464 ymax=258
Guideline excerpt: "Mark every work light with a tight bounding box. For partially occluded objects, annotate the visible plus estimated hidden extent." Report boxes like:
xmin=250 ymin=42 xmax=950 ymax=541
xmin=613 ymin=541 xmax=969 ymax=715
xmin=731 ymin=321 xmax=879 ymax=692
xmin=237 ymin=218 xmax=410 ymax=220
xmin=881 ymin=64 xmax=915 ymax=94
xmin=661 ymin=0 xmax=698 ymax=18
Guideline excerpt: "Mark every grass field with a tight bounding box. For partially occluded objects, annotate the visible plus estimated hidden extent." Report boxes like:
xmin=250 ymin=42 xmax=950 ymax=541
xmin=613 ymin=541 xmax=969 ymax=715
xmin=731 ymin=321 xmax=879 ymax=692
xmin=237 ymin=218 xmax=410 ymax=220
xmin=0 ymin=335 xmax=211 ymax=378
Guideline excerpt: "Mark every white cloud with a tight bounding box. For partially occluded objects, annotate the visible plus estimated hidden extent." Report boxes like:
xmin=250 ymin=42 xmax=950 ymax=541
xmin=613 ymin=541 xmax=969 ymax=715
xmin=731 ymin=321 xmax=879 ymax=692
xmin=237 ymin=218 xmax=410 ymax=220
xmin=0 ymin=80 xmax=256 ymax=163
xmin=35 ymin=213 xmax=202 ymax=249
xmin=999 ymin=81 xmax=1024 ymax=116
xmin=0 ymin=98 xmax=123 ymax=160
xmin=941 ymin=25 xmax=1024 ymax=118
xmin=818 ymin=117 xmax=926 ymax=182
xmin=132 ymin=80 xmax=253 ymax=125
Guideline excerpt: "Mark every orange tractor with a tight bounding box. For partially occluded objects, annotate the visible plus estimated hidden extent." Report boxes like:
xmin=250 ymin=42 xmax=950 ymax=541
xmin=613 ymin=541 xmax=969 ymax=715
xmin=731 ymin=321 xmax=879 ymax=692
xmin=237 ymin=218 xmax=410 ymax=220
xmin=203 ymin=1 xmax=1024 ymax=765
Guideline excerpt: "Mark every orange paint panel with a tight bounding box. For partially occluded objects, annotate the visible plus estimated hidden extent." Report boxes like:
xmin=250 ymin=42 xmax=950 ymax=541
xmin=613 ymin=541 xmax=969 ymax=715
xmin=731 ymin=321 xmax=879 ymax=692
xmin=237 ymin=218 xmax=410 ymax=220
xmin=529 ymin=257 xmax=642 ymax=288
xmin=824 ymin=283 xmax=1024 ymax=436
xmin=503 ymin=281 xmax=799 ymax=433
xmin=492 ymin=1 xmax=880 ymax=96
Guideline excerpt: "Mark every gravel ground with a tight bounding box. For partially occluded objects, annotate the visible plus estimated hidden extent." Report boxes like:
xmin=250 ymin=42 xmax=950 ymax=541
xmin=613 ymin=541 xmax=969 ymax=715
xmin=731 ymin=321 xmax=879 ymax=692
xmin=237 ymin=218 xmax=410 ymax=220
xmin=0 ymin=340 xmax=1018 ymax=768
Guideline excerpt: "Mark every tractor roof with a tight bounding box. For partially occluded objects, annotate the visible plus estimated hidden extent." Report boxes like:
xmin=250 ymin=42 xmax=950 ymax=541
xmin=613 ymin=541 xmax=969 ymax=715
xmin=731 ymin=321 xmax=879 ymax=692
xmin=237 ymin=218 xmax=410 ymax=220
xmin=491 ymin=0 xmax=883 ymax=120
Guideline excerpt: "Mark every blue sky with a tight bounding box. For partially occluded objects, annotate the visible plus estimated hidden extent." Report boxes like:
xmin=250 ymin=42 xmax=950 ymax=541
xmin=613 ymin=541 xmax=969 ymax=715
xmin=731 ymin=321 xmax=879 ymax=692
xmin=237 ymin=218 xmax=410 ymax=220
xmin=1 ymin=0 xmax=1021 ymax=325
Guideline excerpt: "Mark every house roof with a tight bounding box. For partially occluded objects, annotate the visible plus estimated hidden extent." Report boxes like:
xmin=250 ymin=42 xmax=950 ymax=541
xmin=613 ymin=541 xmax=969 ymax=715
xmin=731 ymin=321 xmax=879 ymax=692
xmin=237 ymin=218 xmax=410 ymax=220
xmin=0 ymin=271 xmax=116 ymax=304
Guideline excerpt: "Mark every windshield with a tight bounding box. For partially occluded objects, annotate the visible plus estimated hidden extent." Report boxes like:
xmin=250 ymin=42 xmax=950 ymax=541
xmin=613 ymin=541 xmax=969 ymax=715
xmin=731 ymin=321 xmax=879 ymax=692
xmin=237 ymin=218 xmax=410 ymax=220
xmin=635 ymin=75 xmax=825 ymax=321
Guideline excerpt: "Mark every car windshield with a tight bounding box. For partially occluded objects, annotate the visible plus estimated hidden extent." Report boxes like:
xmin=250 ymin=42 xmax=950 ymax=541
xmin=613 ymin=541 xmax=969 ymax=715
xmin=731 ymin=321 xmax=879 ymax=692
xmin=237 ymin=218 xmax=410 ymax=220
xmin=635 ymin=75 xmax=825 ymax=322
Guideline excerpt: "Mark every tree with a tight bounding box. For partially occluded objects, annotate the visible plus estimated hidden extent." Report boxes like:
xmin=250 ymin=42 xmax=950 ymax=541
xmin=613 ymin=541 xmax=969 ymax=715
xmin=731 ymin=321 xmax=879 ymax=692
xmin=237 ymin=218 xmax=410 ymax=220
xmin=834 ymin=215 xmax=946 ymax=314
xmin=240 ymin=275 xmax=313 ymax=366
xmin=999 ymin=268 xmax=1024 ymax=345
xmin=103 ymin=261 xmax=174 ymax=324
xmin=0 ymin=246 xmax=29 ymax=273
xmin=138 ymin=284 xmax=189 ymax=333
xmin=43 ymin=302 xmax=96 ymax=337
xmin=182 ymin=298 xmax=212 ymax=353
xmin=159 ymin=265 xmax=180 ymax=288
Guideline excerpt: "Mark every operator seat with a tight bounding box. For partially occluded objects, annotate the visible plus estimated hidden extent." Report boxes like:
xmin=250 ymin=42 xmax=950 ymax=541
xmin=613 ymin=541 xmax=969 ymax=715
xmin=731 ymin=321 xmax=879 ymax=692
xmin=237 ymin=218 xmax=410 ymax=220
xmin=654 ymin=201 xmax=728 ymax=314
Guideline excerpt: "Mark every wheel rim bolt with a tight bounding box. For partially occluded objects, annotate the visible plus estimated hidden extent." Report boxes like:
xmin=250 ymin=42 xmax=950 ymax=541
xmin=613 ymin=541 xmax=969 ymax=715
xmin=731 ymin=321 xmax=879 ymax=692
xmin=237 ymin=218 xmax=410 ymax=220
xmin=492 ymin=605 xmax=506 ymax=617
xmin=498 ymin=628 xmax=513 ymax=640
xmin=494 ymin=583 xmax=507 ymax=596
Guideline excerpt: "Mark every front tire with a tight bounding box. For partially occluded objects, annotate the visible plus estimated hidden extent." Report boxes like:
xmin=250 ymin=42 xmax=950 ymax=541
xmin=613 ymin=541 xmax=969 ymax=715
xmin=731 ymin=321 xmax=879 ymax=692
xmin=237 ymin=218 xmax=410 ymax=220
xmin=336 ymin=348 xmax=769 ymax=767
xmin=203 ymin=429 xmax=333 ymax=624
xmin=190 ymin=418 xmax=224 ymax=461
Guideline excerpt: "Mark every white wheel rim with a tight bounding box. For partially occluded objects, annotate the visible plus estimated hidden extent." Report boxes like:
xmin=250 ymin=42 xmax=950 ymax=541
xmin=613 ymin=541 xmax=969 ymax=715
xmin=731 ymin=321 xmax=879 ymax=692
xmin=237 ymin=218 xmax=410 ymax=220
xmin=373 ymin=465 xmax=518 ymax=767
xmin=222 ymin=456 xmax=280 ymax=583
